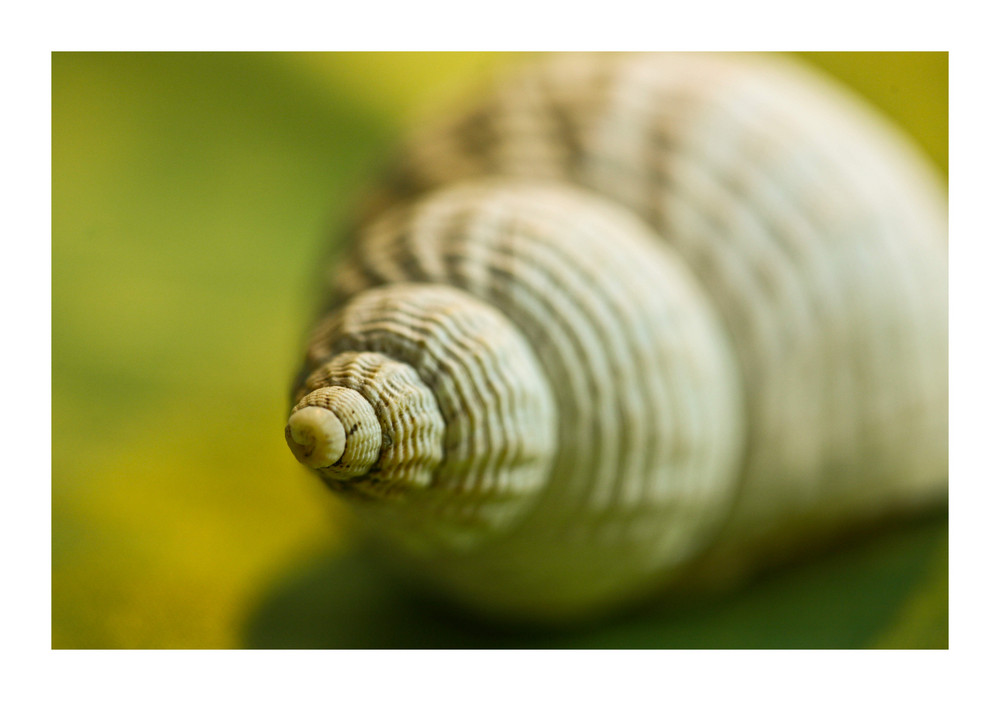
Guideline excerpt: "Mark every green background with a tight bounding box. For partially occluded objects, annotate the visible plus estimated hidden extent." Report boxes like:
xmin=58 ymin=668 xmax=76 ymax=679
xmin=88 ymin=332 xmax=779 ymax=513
xmin=52 ymin=52 xmax=947 ymax=649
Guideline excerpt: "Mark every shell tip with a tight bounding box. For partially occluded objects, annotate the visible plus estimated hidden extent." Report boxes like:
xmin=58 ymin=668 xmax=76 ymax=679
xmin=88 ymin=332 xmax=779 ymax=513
xmin=285 ymin=405 xmax=346 ymax=469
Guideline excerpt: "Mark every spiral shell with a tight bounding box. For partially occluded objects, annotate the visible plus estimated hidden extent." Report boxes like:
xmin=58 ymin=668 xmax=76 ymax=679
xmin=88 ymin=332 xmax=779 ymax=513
xmin=285 ymin=53 xmax=947 ymax=622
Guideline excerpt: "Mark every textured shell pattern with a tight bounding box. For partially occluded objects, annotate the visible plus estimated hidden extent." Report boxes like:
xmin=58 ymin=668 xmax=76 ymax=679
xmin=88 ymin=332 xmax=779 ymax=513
xmin=286 ymin=53 xmax=948 ymax=622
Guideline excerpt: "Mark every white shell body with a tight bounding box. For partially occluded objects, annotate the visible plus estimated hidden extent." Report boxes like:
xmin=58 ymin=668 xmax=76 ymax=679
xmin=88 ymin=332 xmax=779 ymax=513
xmin=287 ymin=53 xmax=947 ymax=622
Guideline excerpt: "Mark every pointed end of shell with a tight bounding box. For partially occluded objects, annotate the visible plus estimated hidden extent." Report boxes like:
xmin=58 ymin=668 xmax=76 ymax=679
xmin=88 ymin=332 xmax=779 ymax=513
xmin=286 ymin=385 xmax=383 ymax=479
xmin=285 ymin=405 xmax=346 ymax=469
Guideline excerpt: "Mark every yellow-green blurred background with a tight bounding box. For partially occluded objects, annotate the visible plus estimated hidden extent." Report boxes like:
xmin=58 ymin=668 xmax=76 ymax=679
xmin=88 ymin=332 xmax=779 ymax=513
xmin=52 ymin=52 xmax=947 ymax=649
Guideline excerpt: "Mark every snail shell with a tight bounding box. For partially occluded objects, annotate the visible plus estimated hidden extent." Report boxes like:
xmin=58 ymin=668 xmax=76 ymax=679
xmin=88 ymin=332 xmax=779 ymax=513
xmin=285 ymin=53 xmax=947 ymax=623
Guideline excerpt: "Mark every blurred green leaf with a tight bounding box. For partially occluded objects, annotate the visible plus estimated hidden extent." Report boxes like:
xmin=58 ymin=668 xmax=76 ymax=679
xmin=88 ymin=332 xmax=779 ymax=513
xmin=244 ymin=513 xmax=946 ymax=649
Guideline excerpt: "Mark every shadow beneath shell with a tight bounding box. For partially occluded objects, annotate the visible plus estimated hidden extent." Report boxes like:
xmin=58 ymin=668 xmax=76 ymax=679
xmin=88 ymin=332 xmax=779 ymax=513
xmin=242 ymin=511 xmax=946 ymax=649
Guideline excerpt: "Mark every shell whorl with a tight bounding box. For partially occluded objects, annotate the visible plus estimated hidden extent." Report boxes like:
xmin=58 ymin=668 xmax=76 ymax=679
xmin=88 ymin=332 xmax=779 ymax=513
xmin=287 ymin=53 xmax=947 ymax=620
xmin=293 ymin=283 xmax=559 ymax=552
xmin=286 ymin=387 xmax=379 ymax=473
xmin=290 ymin=355 xmax=440 ymax=486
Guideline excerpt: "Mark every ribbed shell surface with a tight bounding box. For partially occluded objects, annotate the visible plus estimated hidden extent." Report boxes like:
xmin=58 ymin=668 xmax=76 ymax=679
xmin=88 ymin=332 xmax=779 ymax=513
xmin=349 ymin=52 xmax=949 ymax=572
xmin=305 ymin=182 xmax=745 ymax=617
xmin=290 ymin=53 xmax=948 ymax=620
xmin=300 ymin=285 xmax=560 ymax=554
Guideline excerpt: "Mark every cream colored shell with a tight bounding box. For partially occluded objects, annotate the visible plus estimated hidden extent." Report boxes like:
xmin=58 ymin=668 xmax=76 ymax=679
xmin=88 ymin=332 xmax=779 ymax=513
xmin=285 ymin=53 xmax=947 ymax=622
